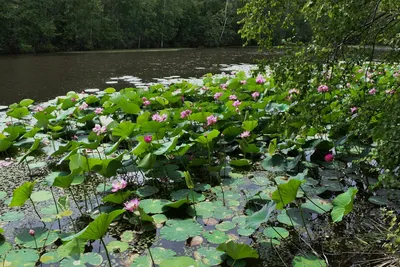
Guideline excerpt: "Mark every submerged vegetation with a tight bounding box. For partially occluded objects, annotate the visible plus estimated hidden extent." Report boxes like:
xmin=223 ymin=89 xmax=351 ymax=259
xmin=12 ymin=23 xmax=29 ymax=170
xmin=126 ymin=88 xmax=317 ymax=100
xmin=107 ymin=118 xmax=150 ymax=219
xmin=0 ymin=62 xmax=399 ymax=266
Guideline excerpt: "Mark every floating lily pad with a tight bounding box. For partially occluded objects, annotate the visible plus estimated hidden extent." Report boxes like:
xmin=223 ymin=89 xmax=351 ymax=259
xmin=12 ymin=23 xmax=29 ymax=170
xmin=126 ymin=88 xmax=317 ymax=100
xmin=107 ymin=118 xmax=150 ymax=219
xmin=31 ymin=190 xmax=52 ymax=202
xmin=203 ymin=230 xmax=230 ymax=244
xmin=2 ymin=249 xmax=39 ymax=267
xmin=0 ymin=240 xmax=12 ymax=256
xmin=96 ymin=182 xmax=112 ymax=193
xmin=301 ymin=198 xmax=332 ymax=214
xmin=159 ymin=256 xmax=197 ymax=267
xmin=187 ymin=202 xmax=215 ymax=218
xmin=106 ymin=241 xmax=129 ymax=252
xmin=277 ymin=209 xmax=311 ymax=227
xmin=194 ymin=247 xmax=226 ymax=266
xmin=263 ymin=227 xmax=289 ymax=239
xmin=217 ymin=240 xmax=259 ymax=260
xmin=15 ymin=228 xmax=59 ymax=248
xmin=120 ymin=230 xmax=134 ymax=243
xmin=368 ymin=196 xmax=389 ymax=206
xmin=213 ymin=206 xmax=234 ymax=220
xmin=137 ymin=186 xmax=159 ymax=197
xmin=140 ymin=199 xmax=170 ymax=214
xmin=194 ymin=183 xmax=211 ymax=192
xmin=60 ymin=252 xmax=103 ymax=267
xmin=131 ymin=247 xmax=176 ymax=266
xmin=160 ymin=219 xmax=203 ymax=241
xmin=152 ymin=214 xmax=168 ymax=224
xmin=237 ymin=228 xmax=255 ymax=236
xmin=292 ymin=254 xmax=326 ymax=266
xmin=40 ymin=251 xmax=63 ymax=264
xmin=215 ymin=221 xmax=236 ymax=232
xmin=0 ymin=211 xmax=24 ymax=221
xmin=171 ymin=189 xmax=205 ymax=202
xmin=41 ymin=205 xmax=58 ymax=215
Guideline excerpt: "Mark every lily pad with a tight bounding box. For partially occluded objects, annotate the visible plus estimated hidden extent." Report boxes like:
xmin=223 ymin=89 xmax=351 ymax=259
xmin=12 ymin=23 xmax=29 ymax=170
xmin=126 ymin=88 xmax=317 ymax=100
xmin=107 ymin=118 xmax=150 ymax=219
xmin=0 ymin=211 xmax=24 ymax=222
xmin=301 ymin=198 xmax=332 ymax=214
xmin=159 ymin=256 xmax=197 ymax=267
xmin=215 ymin=221 xmax=236 ymax=232
xmin=171 ymin=189 xmax=205 ymax=202
xmin=106 ymin=241 xmax=129 ymax=252
xmin=131 ymin=247 xmax=176 ymax=266
xmin=160 ymin=219 xmax=203 ymax=241
xmin=15 ymin=228 xmax=59 ymax=248
xmin=277 ymin=209 xmax=311 ymax=227
xmin=263 ymin=227 xmax=289 ymax=239
xmin=40 ymin=251 xmax=64 ymax=264
xmin=121 ymin=230 xmax=134 ymax=243
xmin=2 ymin=249 xmax=39 ymax=267
xmin=203 ymin=230 xmax=230 ymax=244
xmin=187 ymin=202 xmax=215 ymax=218
xmin=60 ymin=252 xmax=103 ymax=267
xmin=152 ymin=214 xmax=168 ymax=224
xmin=137 ymin=186 xmax=159 ymax=197
xmin=194 ymin=247 xmax=226 ymax=266
xmin=213 ymin=206 xmax=234 ymax=220
xmin=140 ymin=199 xmax=170 ymax=214
xmin=0 ymin=240 xmax=12 ymax=256
xmin=368 ymin=196 xmax=389 ymax=206
xmin=217 ymin=240 xmax=259 ymax=260
xmin=31 ymin=190 xmax=52 ymax=202
xmin=292 ymin=254 xmax=326 ymax=267
xmin=237 ymin=228 xmax=255 ymax=236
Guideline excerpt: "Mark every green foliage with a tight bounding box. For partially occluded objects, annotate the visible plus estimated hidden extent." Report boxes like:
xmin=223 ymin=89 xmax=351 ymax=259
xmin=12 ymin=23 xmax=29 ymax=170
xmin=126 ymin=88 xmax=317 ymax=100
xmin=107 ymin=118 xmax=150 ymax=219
xmin=216 ymin=241 xmax=259 ymax=260
xmin=331 ymin=187 xmax=358 ymax=223
xmin=272 ymin=179 xmax=302 ymax=209
xmin=9 ymin=181 xmax=36 ymax=207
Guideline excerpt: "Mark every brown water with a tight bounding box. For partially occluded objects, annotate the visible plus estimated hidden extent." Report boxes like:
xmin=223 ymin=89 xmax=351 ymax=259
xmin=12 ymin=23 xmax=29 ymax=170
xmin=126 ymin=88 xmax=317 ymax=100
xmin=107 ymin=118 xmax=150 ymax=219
xmin=0 ymin=48 xmax=263 ymax=105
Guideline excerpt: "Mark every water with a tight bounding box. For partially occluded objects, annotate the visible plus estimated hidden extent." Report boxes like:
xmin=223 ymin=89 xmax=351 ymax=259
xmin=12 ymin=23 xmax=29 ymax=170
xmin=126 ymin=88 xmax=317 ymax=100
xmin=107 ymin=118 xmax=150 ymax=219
xmin=0 ymin=48 xmax=264 ymax=105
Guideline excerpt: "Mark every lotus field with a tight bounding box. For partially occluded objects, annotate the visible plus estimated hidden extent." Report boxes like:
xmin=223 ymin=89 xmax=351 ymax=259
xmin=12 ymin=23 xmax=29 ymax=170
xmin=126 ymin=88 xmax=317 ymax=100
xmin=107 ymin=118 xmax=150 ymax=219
xmin=0 ymin=62 xmax=399 ymax=266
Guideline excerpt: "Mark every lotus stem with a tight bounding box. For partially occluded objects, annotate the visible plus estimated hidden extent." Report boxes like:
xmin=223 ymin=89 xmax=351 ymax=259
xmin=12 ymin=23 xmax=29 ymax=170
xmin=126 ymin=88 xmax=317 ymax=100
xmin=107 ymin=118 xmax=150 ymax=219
xmin=68 ymin=188 xmax=84 ymax=216
xmin=29 ymin=198 xmax=45 ymax=227
xmin=100 ymin=237 xmax=112 ymax=267
xmin=50 ymin=187 xmax=61 ymax=229
xmin=148 ymin=247 xmax=155 ymax=267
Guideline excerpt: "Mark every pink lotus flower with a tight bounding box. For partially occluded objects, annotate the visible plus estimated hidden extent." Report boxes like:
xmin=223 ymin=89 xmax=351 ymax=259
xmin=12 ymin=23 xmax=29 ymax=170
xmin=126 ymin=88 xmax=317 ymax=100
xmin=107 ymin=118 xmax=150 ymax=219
xmin=252 ymin=92 xmax=260 ymax=99
xmin=35 ymin=106 xmax=44 ymax=112
xmin=201 ymin=86 xmax=209 ymax=91
xmin=256 ymin=74 xmax=266 ymax=84
xmin=207 ymin=115 xmax=217 ymax=126
xmin=144 ymin=135 xmax=152 ymax=143
xmin=71 ymin=98 xmax=77 ymax=102
xmin=124 ymin=198 xmax=140 ymax=212
xmin=111 ymin=180 xmax=127 ymax=192
xmin=324 ymin=153 xmax=334 ymax=162
xmin=152 ymin=113 xmax=168 ymax=122
xmin=72 ymin=135 xmax=78 ymax=140
xmin=240 ymin=80 xmax=247 ymax=85
xmin=0 ymin=160 xmax=13 ymax=167
xmin=180 ymin=109 xmax=192 ymax=119
xmin=240 ymin=131 xmax=250 ymax=138
xmin=288 ymin=89 xmax=299 ymax=95
xmin=92 ymin=124 xmax=107 ymax=136
xmin=229 ymin=95 xmax=237 ymax=100
xmin=394 ymin=72 xmax=399 ymax=77
xmin=5 ymin=121 xmax=12 ymax=126
xmin=232 ymin=100 xmax=241 ymax=107
xmin=143 ymin=100 xmax=151 ymax=106
xmin=142 ymin=97 xmax=148 ymax=101
xmin=220 ymin=84 xmax=228 ymax=90
xmin=317 ymin=85 xmax=329 ymax=93
xmin=386 ymin=89 xmax=395 ymax=94
xmin=346 ymin=83 xmax=351 ymax=88
xmin=350 ymin=107 xmax=358 ymax=113
xmin=79 ymin=102 xmax=88 ymax=110
xmin=214 ymin=92 xmax=223 ymax=100
xmin=29 ymin=229 xmax=35 ymax=236
xmin=95 ymin=108 xmax=103 ymax=114
xmin=369 ymin=88 xmax=377 ymax=95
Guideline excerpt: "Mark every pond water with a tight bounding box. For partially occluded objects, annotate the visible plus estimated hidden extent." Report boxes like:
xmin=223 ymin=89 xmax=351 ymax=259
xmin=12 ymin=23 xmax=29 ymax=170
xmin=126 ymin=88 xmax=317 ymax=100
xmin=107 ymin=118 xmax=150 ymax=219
xmin=0 ymin=48 xmax=266 ymax=105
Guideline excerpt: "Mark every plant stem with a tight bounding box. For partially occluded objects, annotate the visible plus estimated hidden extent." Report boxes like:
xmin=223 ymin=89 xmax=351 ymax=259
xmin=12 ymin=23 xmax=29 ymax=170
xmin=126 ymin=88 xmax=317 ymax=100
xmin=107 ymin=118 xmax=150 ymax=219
xmin=190 ymin=189 xmax=197 ymax=218
xmin=33 ymin=236 xmax=38 ymax=250
xmin=100 ymin=237 xmax=112 ymax=267
xmin=69 ymin=188 xmax=84 ymax=216
xmin=148 ymin=247 xmax=156 ymax=267
xmin=29 ymin=198 xmax=46 ymax=227
xmin=50 ymin=187 xmax=61 ymax=229
xmin=232 ymin=259 xmax=236 ymax=267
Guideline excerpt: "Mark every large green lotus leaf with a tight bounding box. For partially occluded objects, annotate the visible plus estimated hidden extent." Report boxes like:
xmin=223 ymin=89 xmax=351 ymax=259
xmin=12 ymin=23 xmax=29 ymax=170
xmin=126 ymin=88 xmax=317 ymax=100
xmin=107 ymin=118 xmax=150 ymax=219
xmin=215 ymin=221 xmax=236 ymax=232
xmin=40 ymin=251 xmax=63 ymax=264
xmin=78 ymin=209 xmax=125 ymax=240
xmin=102 ymin=190 xmax=133 ymax=204
xmin=230 ymin=159 xmax=251 ymax=167
xmin=154 ymin=136 xmax=179 ymax=155
xmin=0 ymin=240 xmax=12 ymax=256
xmin=242 ymin=120 xmax=258 ymax=132
xmin=106 ymin=241 xmax=129 ymax=252
xmin=160 ymin=219 xmax=202 ymax=241
xmin=53 ymin=169 xmax=82 ymax=188
xmin=60 ymin=252 xmax=103 ymax=267
xmin=237 ymin=227 xmax=255 ymax=236
xmin=292 ymin=254 xmax=327 ymax=267
xmin=217 ymin=241 xmax=259 ymax=260
xmin=140 ymin=199 xmax=170 ymax=214
xmin=277 ymin=209 xmax=311 ymax=227
xmin=368 ymin=196 xmax=389 ymax=206
xmin=245 ymin=201 xmax=275 ymax=229
xmin=187 ymin=202 xmax=215 ymax=218
xmin=331 ymin=187 xmax=358 ymax=223
xmin=136 ymin=186 xmax=159 ymax=197
xmin=18 ymin=138 xmax=41 ymax=164
xmin=272 ymin=179 xmax=302 ymax=209
xmin=9 ymin=181 xmax=36 ymax=207
xmin=301 ymin=198 xmax=332 ymax=214
xmin=2 ymin=249 xmax=39 ymax=267
xmin=112 ymin=121 xmax=137 ymax=139
xmin=0 ymin=139 xmax=12 ymax=152
xmin=213 ymin=206 xmax=234 ymax=220
xmin=96 ymin=182 xmax=112 ymax=193
xmin=15 ymin=228 xmax=59 ymax=248
xmin=164 ymin=198 xmax=190 ymax=209
xmin=194 ymin=247 xmax=226 ymax=266
xmin=131 ymin=247 xmax=176 ymax=266
xmin=203 ymin=230 xmax=230 ymax=244
xmin=159 ymin=256 xmax=198 ymax=267
xmin=0 ymin=211 xmax=24 ymax=221
xmin=262 ymin=154 xmax=286 ymax=172
xmin=57 ymin=238 xmax=86 ymax=257
xmin=138 ymin=153 xmax=157 ymax=169
xmin=171 ymin=189 xmax=205 ymax=202
xmin=152 ymin=214 xmax=168 ymax=224
xmin=263 ymin=227 xmax=289 ymax=239
xmin=7 ymin=107 xmax=29 ymax=119
xmin=120 ymin=230 xmax=134 ymax=242
xmin=30 ymin=190 xmax=52 ymax=202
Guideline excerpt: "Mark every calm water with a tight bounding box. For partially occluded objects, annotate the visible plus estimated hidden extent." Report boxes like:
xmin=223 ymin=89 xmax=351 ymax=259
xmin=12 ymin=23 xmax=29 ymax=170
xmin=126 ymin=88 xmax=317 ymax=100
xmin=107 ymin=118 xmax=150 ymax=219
xmin=0 ymin=48 xmax=264 ymax=105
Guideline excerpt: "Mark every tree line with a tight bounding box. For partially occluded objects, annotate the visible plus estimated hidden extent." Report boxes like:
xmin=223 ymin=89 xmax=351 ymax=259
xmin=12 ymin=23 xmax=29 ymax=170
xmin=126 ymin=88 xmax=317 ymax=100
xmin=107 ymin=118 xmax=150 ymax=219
xmin=0 ymin=0 xmax=248 ymax=53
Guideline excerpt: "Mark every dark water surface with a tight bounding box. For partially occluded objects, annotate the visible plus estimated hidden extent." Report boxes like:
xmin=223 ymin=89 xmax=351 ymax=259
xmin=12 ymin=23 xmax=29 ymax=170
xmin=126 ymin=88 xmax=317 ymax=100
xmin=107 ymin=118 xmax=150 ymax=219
xmin=0 ymin=48 xmax=263 ymax=105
